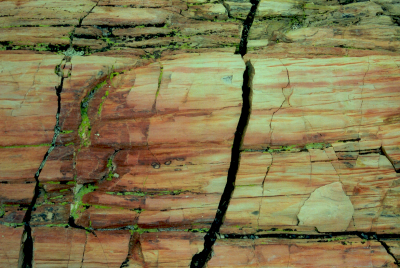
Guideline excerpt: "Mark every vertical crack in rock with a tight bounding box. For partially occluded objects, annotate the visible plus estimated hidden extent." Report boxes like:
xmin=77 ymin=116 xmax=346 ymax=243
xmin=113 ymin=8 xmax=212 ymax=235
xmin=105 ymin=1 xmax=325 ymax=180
xmin=78 ymin=69 xmax=112 ymax=148
xmin=120 ymin=232 xmax=145 ymax=268
xmin=190 ymin=39 xmax=256 ymax=268
xmin=218 ymin=0 xmax=232 ymax=18
xmin=152 ymin=63 xmax=163 ymax=113
xmin=190 ymin=2 xmax=260 ymax=266
xmin=190 ymin=59 xmax=254 ymax=268
xmin=256 ymin=153 xmax=273 ymax=229
xmin=268 ymin=61 xmax=290 ymax=146
xmin=102 ymin=150 xmax=120 ymax=183
xmin=309 ymin=151 xmax=313 ymax=185
xmin=237 ymin=0 xmax=260 ymax=57
xmin=18 ymin=57 xmax=67 ymax=268
xmin=80 ymin=232 xmax=88 ymax=268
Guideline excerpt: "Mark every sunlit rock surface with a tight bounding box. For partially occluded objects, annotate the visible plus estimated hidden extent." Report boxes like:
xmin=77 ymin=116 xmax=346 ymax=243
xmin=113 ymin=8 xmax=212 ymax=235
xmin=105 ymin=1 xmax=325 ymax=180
xmin=1 ymin=0 xmax=400 ymax=267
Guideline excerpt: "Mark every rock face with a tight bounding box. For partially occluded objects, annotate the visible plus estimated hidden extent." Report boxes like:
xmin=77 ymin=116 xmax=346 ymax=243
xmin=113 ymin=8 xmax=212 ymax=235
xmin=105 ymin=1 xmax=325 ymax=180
xmin=1 ymin=0 xmax=400 ymax=267
xmin=297 ymin=182 xmax=354 ymax=232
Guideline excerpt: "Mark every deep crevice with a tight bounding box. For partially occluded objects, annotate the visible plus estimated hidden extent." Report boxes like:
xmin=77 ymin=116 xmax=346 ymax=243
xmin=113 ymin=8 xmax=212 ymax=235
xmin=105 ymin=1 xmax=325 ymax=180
xmin=18 ymin=59 xmax=64 ymax=268
xmin=237 ymin=0 xmax=260 ymax=57
xmin=190 ymin=2 xmax=259 ymax=266
xmin=189 ymin=56 xmax=254 ymax=268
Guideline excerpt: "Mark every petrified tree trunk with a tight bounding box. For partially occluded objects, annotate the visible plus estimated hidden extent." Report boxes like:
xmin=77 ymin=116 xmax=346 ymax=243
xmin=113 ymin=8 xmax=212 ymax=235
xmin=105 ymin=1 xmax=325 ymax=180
xmin=1 ymin=0 xmax=400 ymax=267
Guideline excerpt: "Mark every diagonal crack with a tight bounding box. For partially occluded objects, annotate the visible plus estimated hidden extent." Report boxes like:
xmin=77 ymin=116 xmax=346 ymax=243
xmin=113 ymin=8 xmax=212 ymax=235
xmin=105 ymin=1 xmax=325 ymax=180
xmin=69 ymin=0 xmax=101 ymax=47
xmin=381 ymin=146 xmax=400 ymax=173
xmin=378 ymin=239 xmax=400 ymax=267
xmin=237 ymin=0 xmax=260 ymax=57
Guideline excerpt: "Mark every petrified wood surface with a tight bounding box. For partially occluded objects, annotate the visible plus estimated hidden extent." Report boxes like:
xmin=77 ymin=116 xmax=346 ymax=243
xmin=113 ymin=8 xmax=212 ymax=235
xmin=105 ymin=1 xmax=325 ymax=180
xmin=1 ymin=0 xmax=400 ymax=267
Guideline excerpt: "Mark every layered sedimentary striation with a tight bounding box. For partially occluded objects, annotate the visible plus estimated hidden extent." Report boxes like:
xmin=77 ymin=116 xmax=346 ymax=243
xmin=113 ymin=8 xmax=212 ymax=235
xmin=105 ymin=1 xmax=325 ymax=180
xmin=1 ymin=0 xmax=400 ymax=267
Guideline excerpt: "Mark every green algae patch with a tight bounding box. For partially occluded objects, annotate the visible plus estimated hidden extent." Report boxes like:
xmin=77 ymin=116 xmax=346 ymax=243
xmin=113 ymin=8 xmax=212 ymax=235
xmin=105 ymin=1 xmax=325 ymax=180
xmin=0 ymin=143 xmax=51 ymax=149
xmin=71 ymin=184 xmax=98 ymax=220
xmin=78 ymin=80 xmax=107 ymax=148
xmin=305 ymin=142 xmax=331 ymax=150
xmin=97 ymin=90 xmax=109 ymax=116
xmin=129 ymin=224 xmax=158 ymax=234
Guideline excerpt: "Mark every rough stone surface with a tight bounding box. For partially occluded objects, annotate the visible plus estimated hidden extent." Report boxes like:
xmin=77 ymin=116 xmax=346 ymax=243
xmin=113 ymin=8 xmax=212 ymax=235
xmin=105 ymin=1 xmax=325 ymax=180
xmin=1 ymin=0 xmax=400 ymax=267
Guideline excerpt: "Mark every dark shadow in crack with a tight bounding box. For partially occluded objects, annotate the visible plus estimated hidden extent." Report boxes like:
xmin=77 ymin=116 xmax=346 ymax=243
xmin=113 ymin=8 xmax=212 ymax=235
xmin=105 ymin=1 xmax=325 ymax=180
xmin=190 ymin=60 xmax=254 ymax=268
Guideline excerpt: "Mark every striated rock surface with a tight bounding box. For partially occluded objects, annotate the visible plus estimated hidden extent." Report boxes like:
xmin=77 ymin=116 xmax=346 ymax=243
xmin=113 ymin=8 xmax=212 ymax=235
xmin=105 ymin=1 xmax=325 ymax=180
xmin=1 ymin=0 xmax=400 ymax=267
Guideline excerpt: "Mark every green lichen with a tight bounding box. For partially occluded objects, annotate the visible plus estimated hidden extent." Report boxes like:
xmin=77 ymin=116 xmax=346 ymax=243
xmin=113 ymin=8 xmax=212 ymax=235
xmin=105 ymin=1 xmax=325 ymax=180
xmin=78 ymin=80 xmax=107 ymax=148
xmin=93 ymin=205 xmax=112 ymax=209
xmin=109 ymin=72 xmax=119 ymax=83
xmin=45 ymin=224 xmax=69 ymax=227
xmin=1 ymin=222 xmax=24 ymax=228
xmin=63 ymin=47 xmax=84 ymax=57
xmin=0 ymin=204 xmax=4 ymax=217
xmin=46 ymin=181 xmax=60 ymax=184
xmin=78 ymin=111 xmax=91 ymax=148
xmin=102 ymin=37 xmax=119 ymax=46
xmin=305 ymin=142 xmax=331 ymax=150
xmin=35 ymin=43 xmax=50 ymax=51
xmin=61 ymin=130 xmax=74 ymax=134
xmin=0 ymin=143 xmax=51 ymax=149
xmin=129 ymin=224 xmax=158 ymax=234
xmin=326 ymin=236 xmax=347 ymax=242
xmin=59 ymin=189 xmax=69 ymax=193
xmin=41 ymin=192 xmax=55 ymax=205
xmin=105 ymin=191 xmax=146 ymax=196
xmin=50 ymin=195 xmax=63 ymax=200
xmin=105 ymin=155 xmax=117 ymax=181
xmin=97 ymin=90 xmax=109 ymax=116
xmin=187 ymin=228 xmax=209 ymax=233
xmin=268 ymin=144 xmax=297 ymax=153
xmin=155 ymin=65 xmax=164 ymax=98
xmin=157 ymin=190 xmax=183 ymax=196
xmin=70 ymin=184 xmax=98 ymax=220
